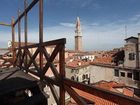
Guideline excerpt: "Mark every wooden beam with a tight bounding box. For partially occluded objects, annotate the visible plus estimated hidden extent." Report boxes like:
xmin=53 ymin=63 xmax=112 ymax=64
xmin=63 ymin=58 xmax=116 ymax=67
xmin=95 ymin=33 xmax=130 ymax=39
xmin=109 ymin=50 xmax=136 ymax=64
xmin=14 ymin=50 xmax=20 ymax=66
xmin=42 ymin=45 xmax=61 ymax=78
xmin=11 ymin=18 xmax=15 ymax=66
xmin=64 ymin=85 xmax=87 ymax=105
xmin=15 ymin=38 xmax=66 ymax=50
xmin=13 ymin=0 xmax=39 ymax=26
xmin=0 ymin=22 xmax=11 ymax=27
xmin=49 ymin=83 xmax=60 ymax=105
xmin=26 ymin=48 xmax=40 ymax=72
xmin=44 ymin=76 xmax=60 ymax=86
xmin=64 ymin=78 xmax=140 ymax=105
xmin=20 ymin=50 xmax=26 ymax=68
xmin=24 ymin=0 xmax=28 ymax=71
xmin=18 ymin=9 xmax=21 ymax=68
xmin=39 ymin=0 xmax=43 ymax=80
xmin=59 ymin=44 xmax=65 ymax=105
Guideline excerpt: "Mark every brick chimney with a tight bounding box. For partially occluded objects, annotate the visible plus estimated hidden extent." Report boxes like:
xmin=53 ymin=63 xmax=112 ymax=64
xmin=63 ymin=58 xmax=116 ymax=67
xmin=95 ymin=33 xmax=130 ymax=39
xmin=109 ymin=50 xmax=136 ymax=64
xmin=137 ymin=33 xmax=140 ymax=68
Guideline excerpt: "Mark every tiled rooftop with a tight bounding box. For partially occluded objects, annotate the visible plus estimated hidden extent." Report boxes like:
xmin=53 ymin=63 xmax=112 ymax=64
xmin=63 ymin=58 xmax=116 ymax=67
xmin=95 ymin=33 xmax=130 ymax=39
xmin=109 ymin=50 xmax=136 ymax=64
xmin=70 ymin=81 xmax=139 ymax=105
xmin=94 ymin=81 xmax=139 ymax=98
xmin=92 ymin=57 xmax=113 ymax=65
xmin=66 ymin=59 xmax=90 ymax=69
xmin=74 ymin=88 xmax=117 ymax=105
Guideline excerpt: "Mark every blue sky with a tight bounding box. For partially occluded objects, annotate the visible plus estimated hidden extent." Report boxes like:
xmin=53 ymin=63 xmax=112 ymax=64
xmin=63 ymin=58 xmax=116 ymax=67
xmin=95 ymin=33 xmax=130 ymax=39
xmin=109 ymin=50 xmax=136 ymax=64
xmin=0 ymin=0 xmax=140 ymax=51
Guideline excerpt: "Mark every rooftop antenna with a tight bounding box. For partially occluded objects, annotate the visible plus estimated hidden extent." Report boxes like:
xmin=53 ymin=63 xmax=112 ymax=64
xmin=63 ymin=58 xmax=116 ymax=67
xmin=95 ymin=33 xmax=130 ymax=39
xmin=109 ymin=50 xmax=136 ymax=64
xmin=125 ymin=25 xmax=127 ymax=39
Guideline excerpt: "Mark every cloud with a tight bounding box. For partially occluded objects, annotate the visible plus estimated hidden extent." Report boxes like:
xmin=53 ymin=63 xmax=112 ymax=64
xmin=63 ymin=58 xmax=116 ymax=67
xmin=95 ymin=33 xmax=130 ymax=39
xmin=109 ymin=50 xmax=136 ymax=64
xmin=129 ymin=14 xmax=140 ymax=22
xmin=59 ymin=22 xmax=75 ymax=27
xmin=81 ymin=0 xmax=101 ymax=9
xmin=45 ymin=0 xmax=101 ymax=10
xmin=1 ymin=13 xmax=140 ymax=51
xmin=80 ymin=14 xmax=140 ymax=50
xmin=81 ymin=0 xmax=93 ymax=7
xmin=90 ymin=23 xmax=100 ymax=26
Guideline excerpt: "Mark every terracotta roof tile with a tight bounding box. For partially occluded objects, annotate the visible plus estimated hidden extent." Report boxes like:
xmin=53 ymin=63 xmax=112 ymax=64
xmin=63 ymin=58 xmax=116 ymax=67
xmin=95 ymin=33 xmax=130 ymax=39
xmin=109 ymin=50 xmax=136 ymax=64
xmin=73 ymin=88 xmax=117 ymax=105
xmin=66 ymin=60 xmax=89 ymax=69
xmin=92 ymin=57 xmax=113 ymax=65
xmin=94 ymin=81 xmax=125 ymax=92
xmin=71 ymin=81 xmax=136 ymax=105
xmin=123 ymin=88 xmax=134 ymax=97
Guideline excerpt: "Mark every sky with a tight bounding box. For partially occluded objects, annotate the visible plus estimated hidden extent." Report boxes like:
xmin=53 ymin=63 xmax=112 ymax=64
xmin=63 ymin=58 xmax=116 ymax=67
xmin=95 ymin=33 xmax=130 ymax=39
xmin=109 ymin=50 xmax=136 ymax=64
xmin=0 ymin=0 xmax=140 ymax=51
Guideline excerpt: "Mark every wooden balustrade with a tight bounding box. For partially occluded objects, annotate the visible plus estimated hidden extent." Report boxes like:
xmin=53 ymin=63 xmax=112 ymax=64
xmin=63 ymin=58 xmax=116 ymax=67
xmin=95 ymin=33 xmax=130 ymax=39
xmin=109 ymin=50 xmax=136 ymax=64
xmin=13 ymin=38 xmax=140 ymax=105
xmin=0 ymin=52 xmax=13 ymax=68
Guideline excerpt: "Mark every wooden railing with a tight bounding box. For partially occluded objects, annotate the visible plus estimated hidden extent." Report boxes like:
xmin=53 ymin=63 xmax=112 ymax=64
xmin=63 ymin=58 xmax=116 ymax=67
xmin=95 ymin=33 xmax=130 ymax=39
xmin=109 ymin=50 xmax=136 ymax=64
xmin=0 ymin=51 xmax=13 ymax=68
xmin=14 ymin=38 xmax=66 ymax=105
xmin=13 ymin=38 xmax=140 ymax=105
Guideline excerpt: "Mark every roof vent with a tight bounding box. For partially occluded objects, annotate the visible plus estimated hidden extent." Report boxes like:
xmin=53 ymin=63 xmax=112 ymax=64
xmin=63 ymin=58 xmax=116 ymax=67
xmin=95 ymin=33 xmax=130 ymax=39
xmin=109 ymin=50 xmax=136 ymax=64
xmin=78 ymin=62 xmax=81 ymax=66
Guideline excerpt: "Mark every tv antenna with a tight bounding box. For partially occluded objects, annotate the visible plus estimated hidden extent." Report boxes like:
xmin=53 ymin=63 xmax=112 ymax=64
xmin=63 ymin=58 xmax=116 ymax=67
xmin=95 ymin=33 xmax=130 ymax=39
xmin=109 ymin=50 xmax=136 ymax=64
xmin=125 ymin=25 xmax=127 ymax=39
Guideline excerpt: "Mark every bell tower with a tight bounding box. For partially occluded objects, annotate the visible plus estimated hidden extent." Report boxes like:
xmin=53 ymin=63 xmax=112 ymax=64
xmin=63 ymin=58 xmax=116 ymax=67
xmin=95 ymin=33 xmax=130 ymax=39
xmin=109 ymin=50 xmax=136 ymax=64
xmin=75 ymin=17 xmax=82 ymax=51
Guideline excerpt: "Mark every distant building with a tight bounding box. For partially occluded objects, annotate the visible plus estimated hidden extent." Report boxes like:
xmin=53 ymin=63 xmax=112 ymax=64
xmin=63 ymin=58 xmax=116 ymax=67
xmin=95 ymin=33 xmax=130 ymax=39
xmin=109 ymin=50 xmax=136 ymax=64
xmin=0 ymin=48 xmax=11 ymax=66
xmin=89 ymin=63 xmax=140 ymax=88
xmin=74 ymin=53 xmax=95 ymax=62
xmin=75 ymin=17 xmax=82 ymax=51
xmin=66 ymin=60 xmax=90 ymax=84
xmin=124 ymin=36 xmax=139 ymax=68
xmin=0 ymin=48 xmax=9 ymax=56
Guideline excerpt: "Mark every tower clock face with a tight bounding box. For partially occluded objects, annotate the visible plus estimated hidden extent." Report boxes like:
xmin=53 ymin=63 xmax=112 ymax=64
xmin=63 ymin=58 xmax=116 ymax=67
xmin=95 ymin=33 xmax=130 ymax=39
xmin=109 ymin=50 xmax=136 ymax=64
xmin=8 ymin=40 xmax=12 ymax=48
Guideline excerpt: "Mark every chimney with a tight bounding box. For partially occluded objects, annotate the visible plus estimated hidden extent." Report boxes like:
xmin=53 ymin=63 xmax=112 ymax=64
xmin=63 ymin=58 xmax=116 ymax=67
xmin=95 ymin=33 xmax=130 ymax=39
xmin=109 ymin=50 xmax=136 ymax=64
xmin=138 ymin=33 xmax=140 ymax=68
xmin=138 ymin=33 xmax=140 ymax=43
xmin=78 ymin=62 xmax=81 ymax=66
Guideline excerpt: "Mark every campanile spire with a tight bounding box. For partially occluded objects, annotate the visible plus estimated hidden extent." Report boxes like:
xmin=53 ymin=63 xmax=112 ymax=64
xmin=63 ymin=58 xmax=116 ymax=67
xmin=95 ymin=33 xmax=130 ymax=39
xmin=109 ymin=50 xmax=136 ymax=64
xmin=75 ymin=17 xmax=82 ymax=51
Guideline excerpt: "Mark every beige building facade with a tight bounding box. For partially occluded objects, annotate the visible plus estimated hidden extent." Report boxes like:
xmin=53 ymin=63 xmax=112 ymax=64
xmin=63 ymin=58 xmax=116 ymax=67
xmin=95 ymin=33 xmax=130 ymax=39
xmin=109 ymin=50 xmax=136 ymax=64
xmin=124 ymin=36 xmax=139 ymax=68
xmin=89 ymin=64 xmax=140 ymax=88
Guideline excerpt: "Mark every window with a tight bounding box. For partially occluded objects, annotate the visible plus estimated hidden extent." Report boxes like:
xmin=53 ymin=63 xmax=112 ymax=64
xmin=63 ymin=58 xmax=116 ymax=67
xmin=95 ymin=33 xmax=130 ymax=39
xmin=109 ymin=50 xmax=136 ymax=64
xmin=82 ymin=75 xmax=86 ymax=80
xmin=54 ymin=64 xmax=57 ymax=68
xmin=129 ymin=53 xmax=135 ymax=60
xmin=114 ymin=69 xmax=119 ymax=77
xmin=127 ymin=73 xmax=132 ymax=78
xmin=86 ymin=74 xmax=88 ymax=79
xmin=76 ymin=70 xmax=79 ymax=74
xmin=133 ymin=71 xmax=140 ymax=81
xmin=71 ymin=69 xmax=74 ymax=73
xmin=76 ymin=77 xmax=79 ymax=81
xmin=71 ymin=76 xmax=74 ymax=80
xmin=121 ymin=72 xmax=125 ymax=77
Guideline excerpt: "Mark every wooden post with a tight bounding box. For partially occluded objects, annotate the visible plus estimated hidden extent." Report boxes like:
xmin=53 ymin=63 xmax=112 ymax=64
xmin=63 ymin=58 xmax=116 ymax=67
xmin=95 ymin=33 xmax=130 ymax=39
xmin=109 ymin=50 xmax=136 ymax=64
xmin=59 ymin=44 xmax=65 ymax=105
xmin=18 ymin=9 xmax=21 ymax=68
xmin=11 ymin=17 xmax=15 ymax=67
xmin=39 ymin=0 xmax=43 ymax=79
xmin=24 ymin=0 xmax=28 ymax=71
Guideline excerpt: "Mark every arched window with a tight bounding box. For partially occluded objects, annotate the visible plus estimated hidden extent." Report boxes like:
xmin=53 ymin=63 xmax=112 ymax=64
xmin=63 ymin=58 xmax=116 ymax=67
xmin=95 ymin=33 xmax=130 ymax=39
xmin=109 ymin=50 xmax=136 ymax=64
xmin=86 ymin=74 xmax=88 ymax=79
xmin=71 ymin=76 xmax=74 ymax=80
xmin=82 ymin=75 xmax=85 ymax=80
xmin=76 ymin=77 xmax=79 ymax=81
